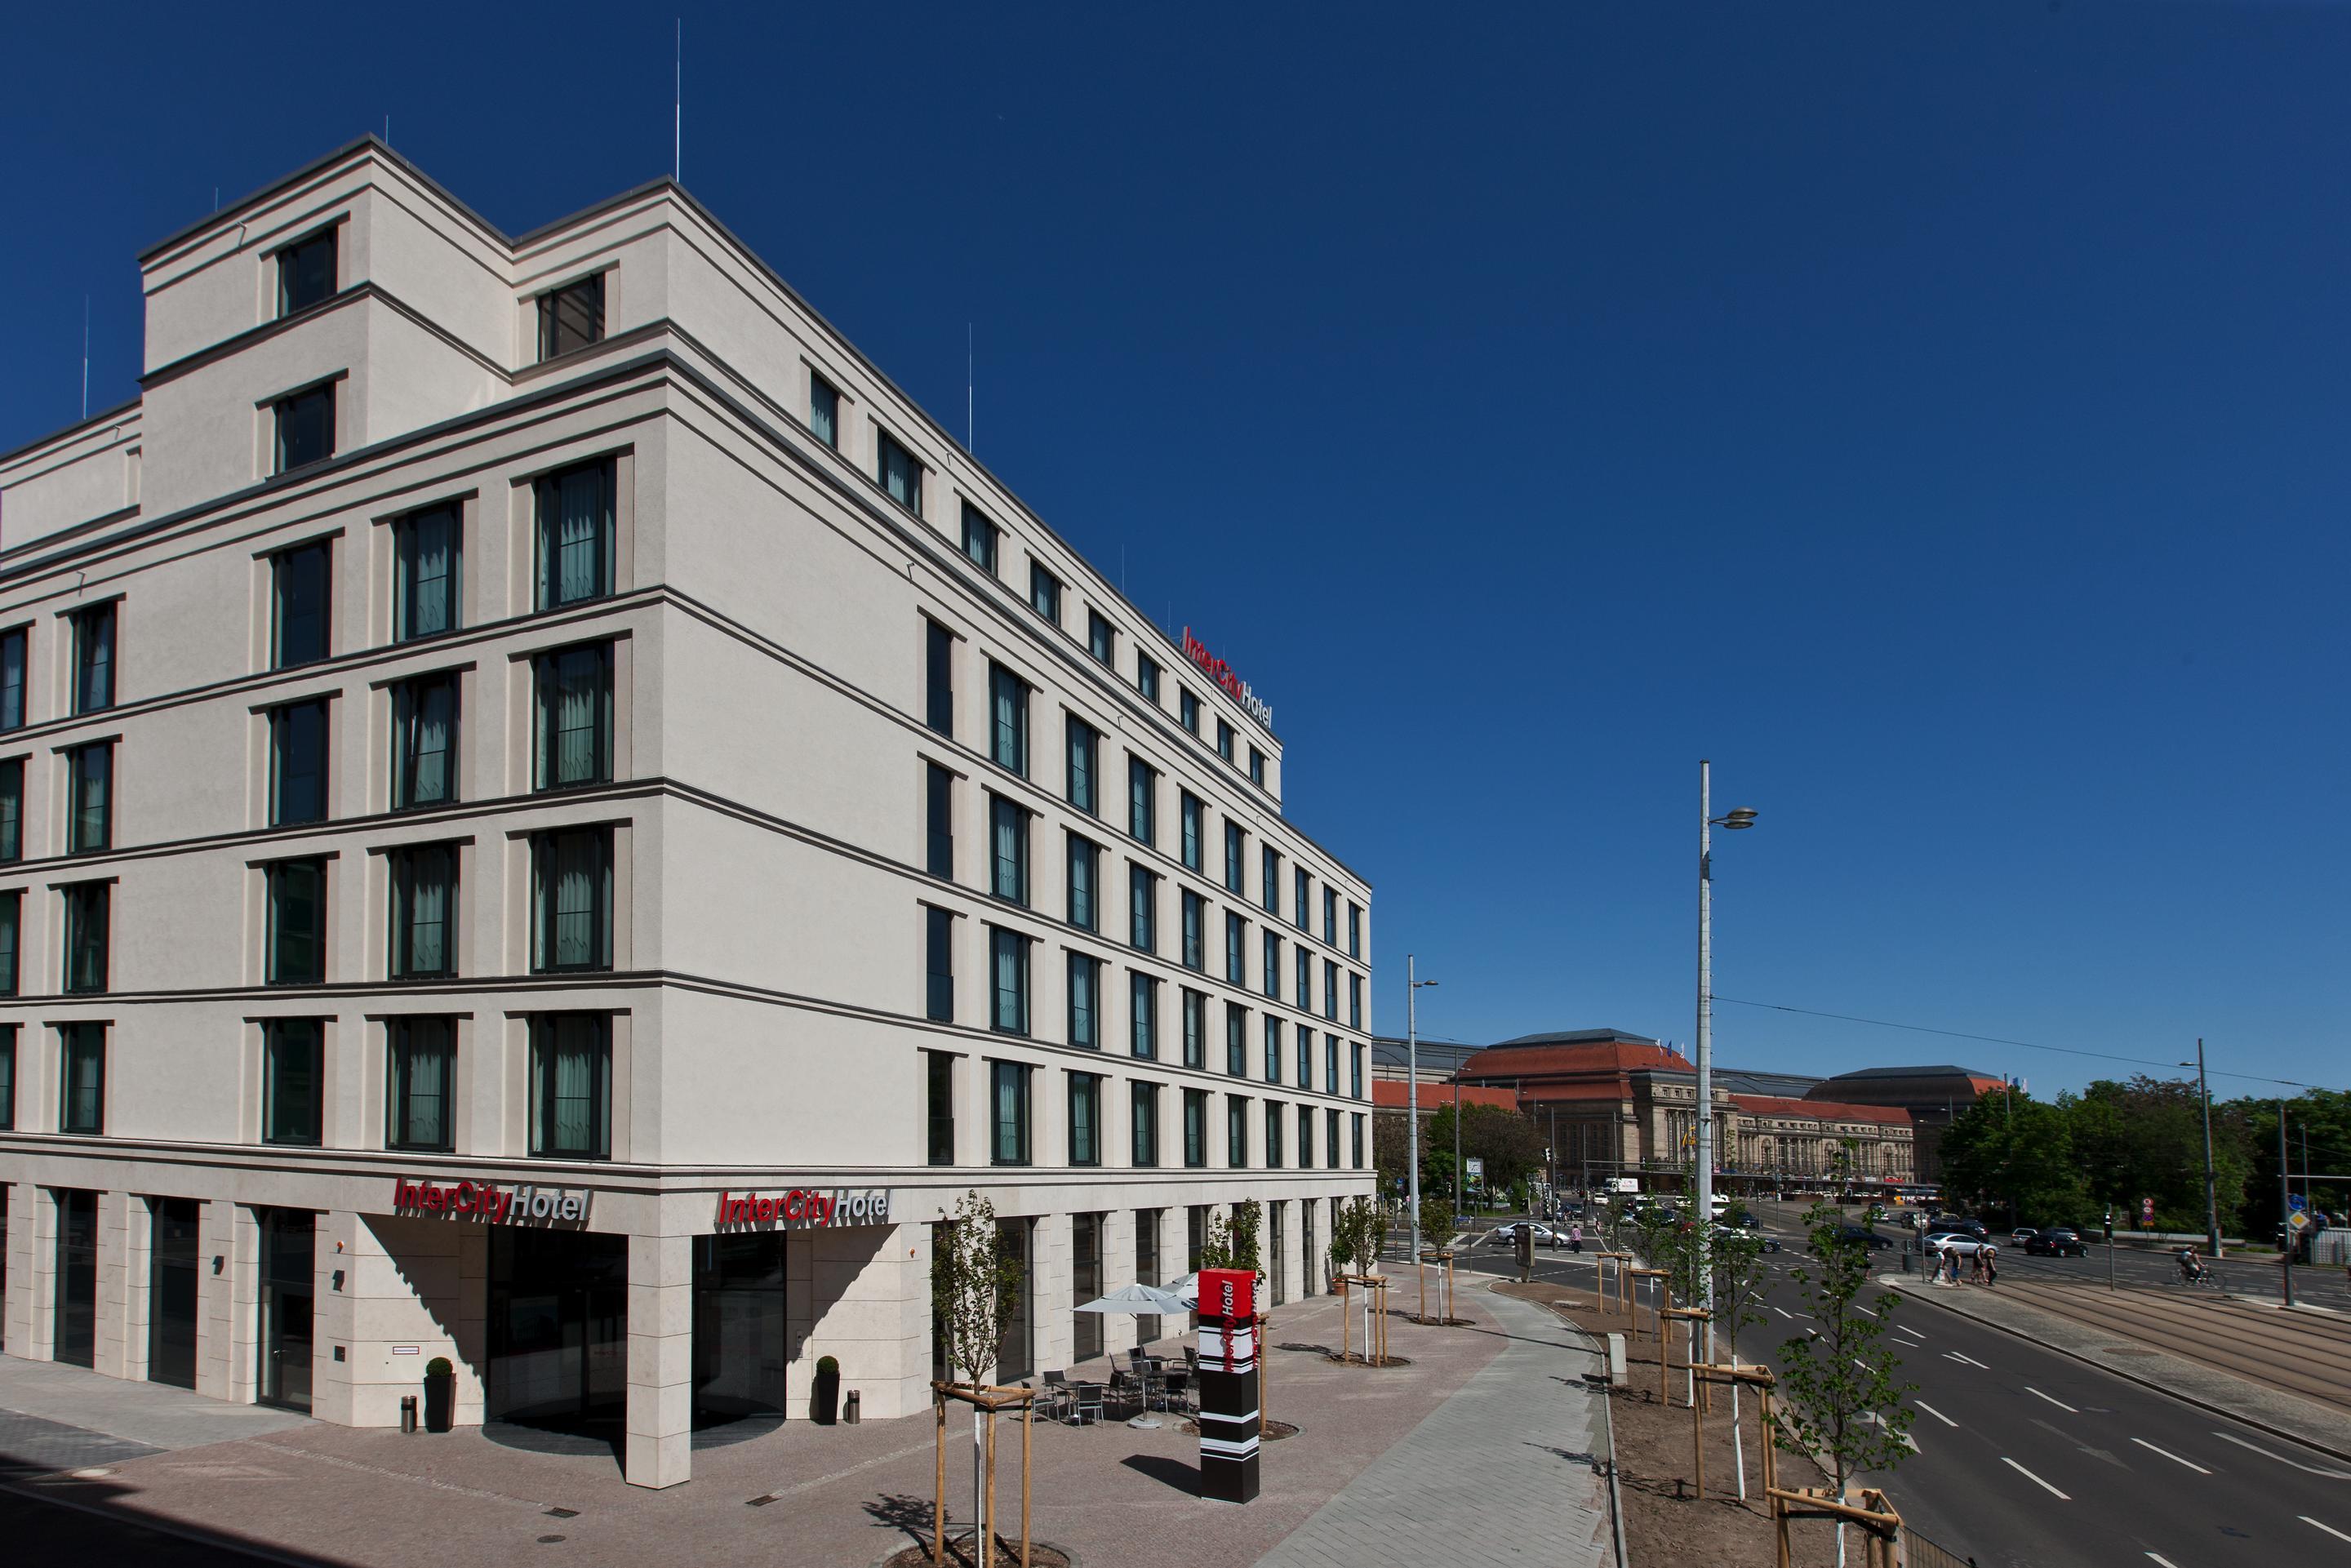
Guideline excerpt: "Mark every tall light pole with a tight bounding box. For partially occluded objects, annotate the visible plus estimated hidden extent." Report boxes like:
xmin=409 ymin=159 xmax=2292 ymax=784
xmin=1406 ymin=960 xmax=1438 ymax=1261
xmin=2181 ymin=1039 xmax=2220 ymax=1257
xmin=1695 ymin=760 xmax=1758 ymax=1366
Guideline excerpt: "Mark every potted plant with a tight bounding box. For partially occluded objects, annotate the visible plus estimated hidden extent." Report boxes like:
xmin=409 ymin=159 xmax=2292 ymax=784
xmin=422 ymin=1357 xmax=455 ymax=1433
xmin=813 ymin=1355 xmax=841 ymax=1425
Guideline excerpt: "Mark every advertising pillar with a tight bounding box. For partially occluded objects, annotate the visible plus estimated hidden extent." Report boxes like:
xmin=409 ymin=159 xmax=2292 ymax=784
xmin=1196 ymin=1266 xmax=1260 ymax=1503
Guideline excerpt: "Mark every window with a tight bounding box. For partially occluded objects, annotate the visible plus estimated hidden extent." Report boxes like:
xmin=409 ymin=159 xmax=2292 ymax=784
xmin=262 ymin=1019 xmax=323 ymax=1146
xmin=0 ymin=627 xmax=24 ymax=730
xmin=1265 ymin=1100 xmax=1285 ymax=1167
xmin=1066 ymin=953 xmax=1100 ymax=1048
xmin=1130 ymin=971 xmax=1158 ymax=1058
xmin=1325 ymin=1033 xmax=1340 ymax=1095
xmin=878 ymin=429 xmax=922 ymax=513
xmin=1349 ymin=901 xmax=1362 ymax=959
xmin=926 ymin=907 xmax=954 ymax=1021
xmin=1225 ymin=1002 xmax=1247 ymax=1077
xmin=64 ymin=882 xmax=110 ymax=993
xmin=1264 ymin=1016 xmax=1283 ymax=1084
xmin=1215 ymin=718 xmax=1234 ymax=763
xmin=926 ymin=763 xmax=954 ymax=878
xmin=1224 ymin=822 xmax=1244 ymax=894
xmin=1065 ymin=833 xmax=1097 ymax=930
xmin=531 ymin=642 xmax=613 ymax=789
xmin=1353 ymin=1111 xmax=1366 ymax=1169
xmin=1298 ymin=1105 xmax=1313 ymax=1169
xmin=387 ymin=1016 xmax=456 ymax=1153
xmin=988 ymin=664 xmax=1027 ymax=775
xmin=277 ymin=228 xmax=336 ymax=315
xmin=1227 ymin=1095 xmax=1248 ymax=1166
xmin=0 ymin=1025 xmax=14 ymax=1129
xmin=534 ymin=460 xmax=616 ymax=611
xmin=989 ymin=794 xmax=1029 ymax=905
xmin=810 ymin=374 xmax=840 ymax=449
xmin=536 ymin=273 xmax=605 ymax=361
xmin=1351 ymin=1041 xmax=1365 ymax=1099
xmin=1261 ymin=846 xmax=1279 ymax=915
xmin=265 ymin=700 xmax=328 ymax=827
xmin=0 ymin=891 xmax=19 ymax=995
xmin=528 ymin=1014 xmax=611 ymax=1159
xmin=925 ymin=620 xmax=954 ymax=735
xmin=271 ymin=542 xmax=331 ymax=669
xmin=273 ymin=383 xmax=336 ymax=473
xmin=989 ymin=927 xmax=1029 ymax=1034
xmin=1029 ymin=563 xmax=1061 ymax=623
xmin=926 ymin=1051 xmax=954 ymax=1165
xmin=388 ymin=842 xmax=457 ymax=979
xmin=1180 ymin=891 xmax=1204 ymax=971
xmin=1127 ymin=757 xmax=1155 ymax=845
xmin=1064 ymin=717 xmax=1097 ymax=815
xmin=1179 ymin=687 xmax=1198 ymax=734
xmin=990 ymin=1061 xmax=1030 ymax=1164
xmin=960 ymin=503 xmax=1000 ymax=575
xmin=1131 ymin=1081 xmax=1160 ymax=1166
xmin=66 ymin=741 xmax=112 ymax=852
xmin=1068 ymin=1073 xmax=1100 ymax=1166
xmin=531 ymin=827 xmax=612 ymax=972
xmin=1087 ymin=610 xmax=1113 ymax=665
xmin=1323 ymin=958 xmax=1339 ymax=1020
xmin=264 ymin=860 xmax=324 ymax=985
xmin=1184 ymin=1089 xmax=1207 ymax=1166
xmin=1294 ymin=868 xmax=1309 ymax=930
xmin=1295 ymin=947 xmax=1310 ymax=1008
xmin=1224 ymin=912 xmax=1246 ymax=985
xmin=71 ymin=604 xmax=114 ymax=715
xmin=1323 ymin=888 xmax=1339 ymax=945
xmin=393 ymin=504 xmax=461 ymax=642
xmin=1127 ymin=865 xmax=1156 ymax=952
xmin=390 ymin=674 xmax=458 ymax=811
xmin=1349 ymin=974 xmax=1363 ymax=1030
xmin=1182 ymin=988 xmax=1206 ymax=1068
xmin=1249 ymin=746 xmax=1265 ymax=788
xmin=1137 ymin=654 xmax=1160 ymax=702
xmin=1179 ymin=792 xmax=1202 ymax=872
xmin=1296 ymin=1029 xmax=1312 ymax=1087
xmin=0 ymin=758 xmax=17 ymax=862
xmin=60 ymin=1023 xmax=105 ymax=1135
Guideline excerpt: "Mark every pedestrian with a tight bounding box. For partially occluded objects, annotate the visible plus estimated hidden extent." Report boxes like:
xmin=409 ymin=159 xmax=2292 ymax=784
xmin=1984 ymin=1243 xmax=1999 ymax=1285
xmin=1969 ymin=1247 xmax=1984 ymax=1283
xmin=1570 ymin=1223 xmax=1584 ymax=1253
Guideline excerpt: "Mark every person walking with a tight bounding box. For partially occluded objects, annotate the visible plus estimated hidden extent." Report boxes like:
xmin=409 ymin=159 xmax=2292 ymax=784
xmin=1569 ymin=1222 xmax=1584 ymax=1254
xmin=1983 ymin=1242 xmax=1999 ymax=1285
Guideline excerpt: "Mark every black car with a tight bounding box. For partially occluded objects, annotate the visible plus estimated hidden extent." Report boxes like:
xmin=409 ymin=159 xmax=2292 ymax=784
xmin=2025 ymin=1227 xmax=2087 ymax=1257
xmin=1822 ymin=1225 xmax=1895 ymax=1252
xmin=1928 ymin=1215 xmax=1989 ymax=1240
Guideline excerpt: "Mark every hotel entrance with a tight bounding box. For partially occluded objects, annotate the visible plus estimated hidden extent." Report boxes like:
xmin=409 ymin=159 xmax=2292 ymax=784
xmin=487 ymin=1228 xmax=628 ymax=1442
xmin=258 ymin=1209 xmax=315 ymax=1411
xmin=148 ymin=1197 xmax=200 ymax=1388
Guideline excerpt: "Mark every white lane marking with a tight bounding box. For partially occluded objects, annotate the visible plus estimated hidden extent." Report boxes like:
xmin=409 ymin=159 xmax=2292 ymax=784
xmin=1854 ymin=1304 xmax=1878 ymax=1317
xmin=2214 ymin=1432 xmax=2351 ymax=1479
xmin=2028 ymin=1387 xmax=2080 ymax=1414
xmin=1854 ymin=1359 xmax=1875 ymax=1374
xmin=2146 ymin=1553 xmax=2183 ymax=1567
xmin=2304 ymin=1517 xmax=2351 ymax=1544
xmin=2131 ymin=1438 xmax=2210 ymax=1475
xmin=1774 ymin=1307 xmax=1794 ymax=1319
xmin=1945 ymin=1351 xmax=1991 ymax=1370
xmin=1915 ymin=1401 xmax=1958 ymax=1428
xmin=2002 ymin=1456 xmax=2071 ymax=1499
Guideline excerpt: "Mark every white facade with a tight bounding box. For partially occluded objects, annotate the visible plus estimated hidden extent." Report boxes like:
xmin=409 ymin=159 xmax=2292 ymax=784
xmin=0 ymin=140 xmax=1374 ymax=1489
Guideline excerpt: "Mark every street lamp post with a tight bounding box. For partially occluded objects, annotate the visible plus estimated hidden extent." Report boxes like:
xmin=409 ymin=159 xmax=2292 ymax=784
xmin=2181 ymin=1038 xmax=2221 ymax=1258
xmin=1695 ymin=760 xmax=1758 ymax=1368
xmin=1406 ymin=961 xmax=1438 ymax=1262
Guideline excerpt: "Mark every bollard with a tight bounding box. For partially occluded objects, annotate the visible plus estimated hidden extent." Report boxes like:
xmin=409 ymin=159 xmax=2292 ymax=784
xmin=400 ymin=1395 xmax=419 ymax=1434
xmin=845 ymin=1389 xmax=862 ymax=1424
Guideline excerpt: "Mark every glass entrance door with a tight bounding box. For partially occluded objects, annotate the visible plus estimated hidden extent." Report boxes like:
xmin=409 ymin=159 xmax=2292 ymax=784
xmin=149 ymin=1197 xmax=200 ymax=1388
xmin=53 ymin=1189 xmax=98 ymax=1367
xmin=259 ymin=1209 xmax=314 ymax=1411
xmin=691 ymin=1232 xmax=786 ymax=1427
xmin=487 ymin=1229 xmax=629 ymax=1434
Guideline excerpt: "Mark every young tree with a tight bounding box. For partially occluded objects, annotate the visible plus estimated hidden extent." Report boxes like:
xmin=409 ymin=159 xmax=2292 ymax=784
xmin=1198 ymin=1198 xmax=1264 ymax=1279
xmin=1778 ymin=1202 xmax=1917 ymax=1520
xmin=932 ymin=1191 xmax=1024 ymax=1388
xmin=1327 ymin=1196 xmax=1380 ymax=1278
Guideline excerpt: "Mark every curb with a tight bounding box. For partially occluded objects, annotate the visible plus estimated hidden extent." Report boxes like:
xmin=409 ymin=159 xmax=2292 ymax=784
xmin=1879 ymin=1278 xmax=2351 ymax=1468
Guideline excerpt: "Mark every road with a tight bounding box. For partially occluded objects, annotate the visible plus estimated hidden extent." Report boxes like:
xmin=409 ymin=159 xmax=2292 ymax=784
xmin=1451 ymin=1215 xmax=2351 ymax=1568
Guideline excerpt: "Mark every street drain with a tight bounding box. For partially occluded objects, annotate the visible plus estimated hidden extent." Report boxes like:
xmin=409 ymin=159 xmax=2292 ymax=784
xmin=536 ymin=1535 xmax=567 ymax=1544
xmin=544 ymin=1508 xmax=580 ymax=1518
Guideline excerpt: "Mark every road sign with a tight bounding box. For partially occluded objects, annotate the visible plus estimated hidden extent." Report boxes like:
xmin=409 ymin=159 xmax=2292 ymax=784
xmin=2288 ymin=1210 xmax=2313 ymax=1233
xmin=1465 ymin=1157 xmax=1485 ymax=1181
xmin=2140 ymin=1197 xmax=2155 ymax=1226
xmin=2288 ymin=1193 xmax=2308 ymax=1212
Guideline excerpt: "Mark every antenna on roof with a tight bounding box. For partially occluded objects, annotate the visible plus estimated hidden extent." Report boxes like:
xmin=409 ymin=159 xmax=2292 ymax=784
xmin=384 ymin=113 xmax=391 ymax=147
xmin=81 ymin=295 xmax=90 ymax=420
xmin=673 ymin=18 xmax=683 ymax=183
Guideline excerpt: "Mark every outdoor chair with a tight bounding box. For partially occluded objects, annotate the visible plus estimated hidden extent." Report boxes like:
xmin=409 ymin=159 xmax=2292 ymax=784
xmin=1158 ymin=1366 xmax=1192 ymax=1412
xmin=1038 ymin=1371 xmax=1076 ymax=1425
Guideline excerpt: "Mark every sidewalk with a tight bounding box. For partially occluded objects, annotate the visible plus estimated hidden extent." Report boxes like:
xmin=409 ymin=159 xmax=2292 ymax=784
xmin=0 ymin=1356 xmax=310 ymax=1476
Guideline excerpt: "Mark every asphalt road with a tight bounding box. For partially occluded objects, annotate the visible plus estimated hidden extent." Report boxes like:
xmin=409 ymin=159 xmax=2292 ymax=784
xmin=1454 ymin=1219 xmax=2351 ymax=1568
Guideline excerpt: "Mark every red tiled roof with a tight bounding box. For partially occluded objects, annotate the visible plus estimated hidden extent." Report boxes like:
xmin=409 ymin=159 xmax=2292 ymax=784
xmin=1731 ymin=1093 xmax=1911 ymax=1126
xmin=1371 ymin=1081 xmax=1522 ymax=1111
xmin=1457 ymin=1040 xmax=1695 ymax=1081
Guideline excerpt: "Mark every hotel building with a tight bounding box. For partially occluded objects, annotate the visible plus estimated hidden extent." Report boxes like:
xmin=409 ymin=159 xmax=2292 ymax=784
xmin=0 ymin=140 xmax=1375 ymax=1488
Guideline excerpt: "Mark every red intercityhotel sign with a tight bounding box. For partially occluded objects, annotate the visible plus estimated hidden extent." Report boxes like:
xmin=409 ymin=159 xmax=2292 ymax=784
xmin=390 ymin=1178 xmax=590 ymax=1224
xmin=1181 ymin=629 xmax=1274 ymax=731
xmin=714 ymin=1188 xmax=892 ymax=1228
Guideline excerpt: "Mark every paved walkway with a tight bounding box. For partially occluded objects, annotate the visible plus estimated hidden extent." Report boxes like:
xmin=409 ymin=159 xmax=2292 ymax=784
xmin=0 ymin=1356 xmax=311 ymax=1459
xmin=1254 ymin=1284 xmax=1610 ymax=1568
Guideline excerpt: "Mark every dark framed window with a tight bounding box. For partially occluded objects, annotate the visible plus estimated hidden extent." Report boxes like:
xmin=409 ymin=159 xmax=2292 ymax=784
xmin=1296 ymin=948 xmax=1311 ymax=1009
xmin=1065 ymin=833 xmax=1097 ymax=931
xmin=926 ymin=620 xmax=954 ymax=736
xmin=989 ymin=794 xmax=1029 ymax=905
xmin=926 ymin=906 xmax=955 ymax=1022
xmin=1325 ymin=1033 xmax=1340 ymax=1095
xmin=277 ymin=229 xmax=337 ymax=315
xmin=66 ymin=742 xmax=112 ymax=852
xmin=1087 ymin=610 xmax=1113 ymax=665
xmin=1180 ymin=891 xmax=1204 ymax=971
xmin=1127 ymin=865 xmax=1156 ymax=953
xmin=533 ymin=460 xmax=616 ymax=611
xmin=1351 ymin=1041 xmax=1366 ymax=1099
xmin=261 ymin=1018 xmax=323 ymax=1146
xmin=961 ymin=503 xmax=1000 ymax=575
xmin=1327 ymin=1108 xmax=1343 ymax=1169
xmin=1264 ymin=1016 xmax=1283 ymax=1084
xmin=927 ymin=763 xmax=954 ymax=879
xmin=387 ymin=1016 xmax=456 ymax=1153
xmin=531 ymin=642 xmax=613 ymax=789
xmin=1184 ymin=1089 xmax=1207 ymax=1168
xmin=1298 ymin=1104 xmax=1314 ymax=1168
xmin=268 ymin=700 xmax=327 ymax=827
xmin=1323 ymin=888 xmax=1339 ymax=944
xmin=1069 ymin=1073 xmax=1100 ymax=1166
xmin=1179 ymin=792 xmax=1202 ymax=872
xmin=71 ymin=603 xmax=114 ymax=715
xmin=1065 ymin=717 xmax=1097 ymax=815
xmin=990 ymin=1060 xmax=1031 ymax=1165
xmin=1261 ymin=931 xmax=1279 ymax=1002
xmin=531 ymin=826 xmax=612 ymax=972
xmin=1297 ymin=1027 xmax=1313 ymax=1087
xmin=1264 ymin=1099 xmax=1284 ymax=1168
xmin=1215 ymin=719 xmax=1235 ymax=763
xmin=388 ymin=842 xmax=458 ymax=979
xmin=0 ymin=757 xmax=16 ymax=863
xmin=1180 ymin=688 xmax=1199 ymax=734
xmin=1227 ymin=1095 xmax=1247 ymax=1167
xmin=811 ymin=375 xmax=840 ymax=449
xmin=391 ymin=674 xmax=457 ymax=811
xmin=1225 ymin=911 xmax=1246 ymax=985
xmin=64 ymin=882 xmax=110 ymax=993
xmin=1137 ymin=654 xmax=1160 ymax=702
xmin=878 ymin=429 xmax=922 ymax=513
xmin=0 ymin=890 xmax=19 ymax=997
xmin=1130 ymin=971 xmax=1158 ymax=1059
xmin=1225 ymin=1002 xmax=1247 ymax=1077
xmin=989 ymin=926 xmax=1030 ymax=1035
xmin=1250 ymin=747 xmax=1265 ymax=788
xmin=1349 ymin=974 xmax=1363 ymax=1030
xmin=273 ymin=383 xmax=336 ymax=473
xmin=0 ymin=1024 xmax=15 ymax=1129
xmin=989 ymin=664 xmax=1028 ymax=775
xmin=1295 ymin=867 xmax=1309 ymax=929
xmin=1131 ymin=1081 xmax=1159 ymax=1166
xmin=393 ymin=504 xmax=461 ymax=642
xmin=1353 ymin=1111 xmax=1365 ymax=1168
xmin=265 ymin=859 xmax=325 ymax=984
xmin=926 ymin=1051 xmax=954 ymax=1165
xmin=1181 ymin=988 xmax=1205 ymax=1068
xmin=528 ymin=1013 xmax=611 ymax=1159
xmin=1066 ymin=953 xmax=1100 ymax=1049
xmin=1349 ymin=902 xmax=1362 ymax=958
xmin=1260 ymin=846 xmax=1279 ymax=915
xmin=1127 ymin=757 xmax=1155 ymax=846
xmin=60 ymin=1022 xmax=105 ymax=1135
xmin=0 ymin=627 xmax=25 ymax=730
xmin=536 ymin=273 xmax=605 ymax=361
xmin=271 ymin=541 xmax=331 ymax=669
xmin=1030 ymin=564 xmax=1061 ymax=624
xmin=1323 ymin=958 xmax=1339 ymax=1020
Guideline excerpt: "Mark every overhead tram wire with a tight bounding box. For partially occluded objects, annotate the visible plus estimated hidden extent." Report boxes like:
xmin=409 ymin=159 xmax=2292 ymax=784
xmin=1709 ymin=996 xmax=2327 ymax=1091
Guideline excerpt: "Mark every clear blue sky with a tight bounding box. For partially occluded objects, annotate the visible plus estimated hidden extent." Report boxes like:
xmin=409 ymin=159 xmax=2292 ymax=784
xmin=5 ymin=3 xmax=2344 ymax=1095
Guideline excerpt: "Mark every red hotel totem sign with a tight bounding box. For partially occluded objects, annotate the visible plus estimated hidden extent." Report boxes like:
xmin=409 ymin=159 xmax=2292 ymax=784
xmin=1195 ymin=1266 xmax=1260 ymax=1502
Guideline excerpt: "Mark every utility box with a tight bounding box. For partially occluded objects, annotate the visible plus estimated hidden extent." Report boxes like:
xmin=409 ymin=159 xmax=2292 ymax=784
xmin=1605 ymin=1333 xmax=1628 ymax=1388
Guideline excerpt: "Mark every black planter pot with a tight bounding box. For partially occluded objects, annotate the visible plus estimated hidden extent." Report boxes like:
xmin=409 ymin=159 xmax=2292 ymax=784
xmin=812 ymin=1369 xmax=840 ymax=1425
xmin=423 ymin=1372 xmax=455 ymax=1433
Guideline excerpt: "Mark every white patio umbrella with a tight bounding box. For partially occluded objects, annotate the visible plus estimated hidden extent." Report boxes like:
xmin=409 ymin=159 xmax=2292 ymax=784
xmin=1074 ymin=1281 xmax=1190 ymax=1316
xmin=1168 ymin=1273 xmax=1199 ymax=1308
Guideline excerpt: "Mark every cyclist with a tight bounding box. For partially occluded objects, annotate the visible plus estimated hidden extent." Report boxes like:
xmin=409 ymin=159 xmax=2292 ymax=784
xmin=2176 ymin=1246 xmax=2207 ymax=1285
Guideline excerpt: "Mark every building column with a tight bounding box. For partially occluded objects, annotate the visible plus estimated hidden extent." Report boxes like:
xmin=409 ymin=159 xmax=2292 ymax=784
xmin=1030 ymin=1213 xmax=1073 ymax=1378
xmin=111 ymin=1192 xmax=154 ymax=1382
xmin=195 ymin=1199 xmax=238 ymax=1401
xmin=1102 ymin=1209 xmax=1136 ymax=1351
xmin=625 ymin=1233 xmax=693 ymax=1490
xmin=310 ymin=1210 xmax=364 ymax=1426
xmin=226 ymin=1206 xmax=263 ymax=1405
xmin=24 ymin=1187 xmax=59 ymax=1360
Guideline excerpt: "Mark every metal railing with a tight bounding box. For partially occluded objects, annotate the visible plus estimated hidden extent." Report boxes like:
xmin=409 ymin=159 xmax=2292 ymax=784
xmin=1900 ymin=1529 xmax=1976 ymax=1568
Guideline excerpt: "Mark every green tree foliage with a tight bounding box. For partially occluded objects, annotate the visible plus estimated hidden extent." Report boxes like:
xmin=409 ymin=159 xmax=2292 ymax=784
xmin=1777 ymin=1203 xmax=1917 ymax=1499
xmin=931 ymin=1192 xmax=1026 ymax=1388
xmin=1424 ymin=1102 xmax=1549 ymax=1193
xmin=1940 ymin=1087 xmax=2092 ymax=1228
xmin=1327 ymin=1197 xmax=1380 ymax=1277
xmin=1199 ymin=1199 xmax=1264 ymax=1279
xmin=1417 ymin=1193 xmax=1456 ymax=1253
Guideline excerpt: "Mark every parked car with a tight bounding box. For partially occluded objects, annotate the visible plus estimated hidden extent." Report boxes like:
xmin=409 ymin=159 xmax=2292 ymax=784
xmin=2011 ymin=1228 xmax=2040 ymax=1248
xmin=1713 ymin=1224 xmax=1781 ymax=1254
xmin=2025 ymin=1228 xmax=2087 ymax=1257
xmin=1822 ymin=1225 xmax=1895 ymax=1252
xmin=1735 ymin=1210 xmax=1764 ymax=1230
xmin=1928 ymin=1215 xmax=1989 ymax=1240
xmin=1924 ymin=1231 xmax=1990 ymax=1255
